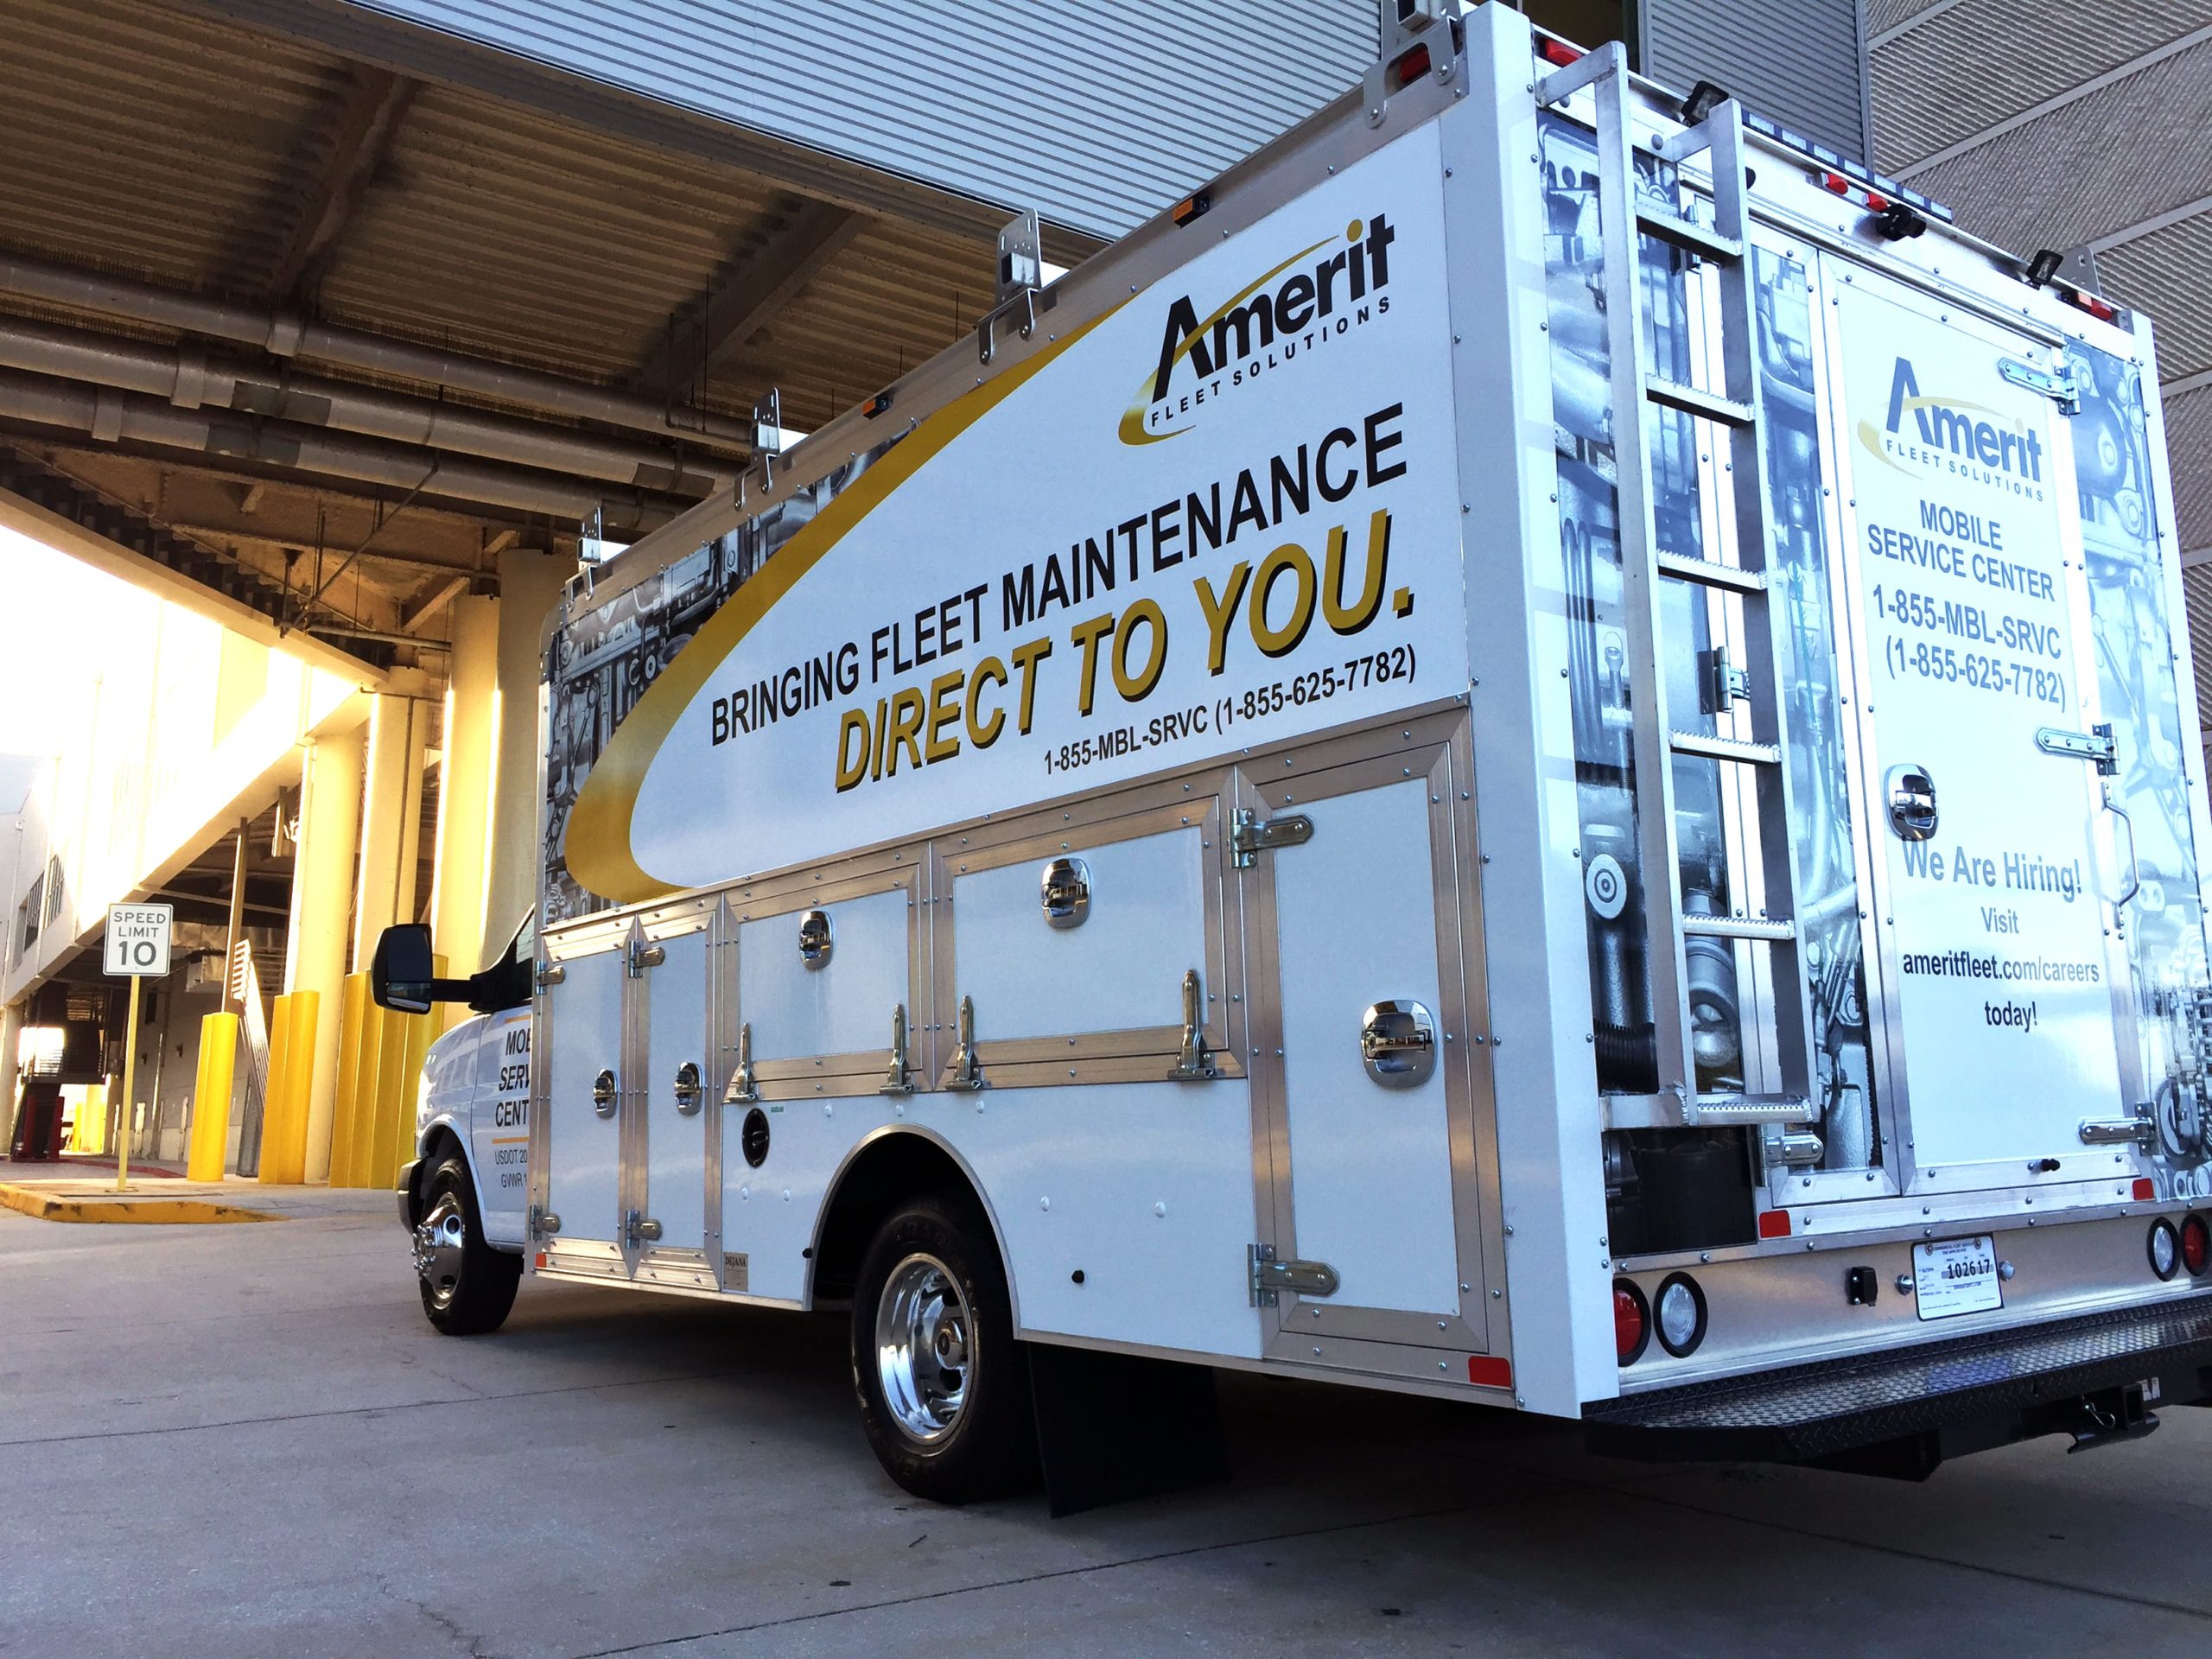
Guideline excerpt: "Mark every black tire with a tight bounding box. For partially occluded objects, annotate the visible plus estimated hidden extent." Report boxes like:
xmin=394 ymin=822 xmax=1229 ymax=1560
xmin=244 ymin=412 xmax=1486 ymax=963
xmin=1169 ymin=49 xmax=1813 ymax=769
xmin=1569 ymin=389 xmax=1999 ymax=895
xmin=413 ymin=1151 xmax=521 ymax=1336
xmin=850 ymin=1193 xmax=1038 ymax=1503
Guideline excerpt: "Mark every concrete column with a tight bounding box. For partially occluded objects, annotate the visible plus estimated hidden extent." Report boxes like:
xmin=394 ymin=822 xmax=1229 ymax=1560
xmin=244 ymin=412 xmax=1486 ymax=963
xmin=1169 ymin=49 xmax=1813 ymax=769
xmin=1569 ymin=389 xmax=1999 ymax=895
xmin=287 ymin=724 xmax=364 ymax=1183
xmin=0 ymin=999 xmax=22 ymax=1150
xmin=485 ymin=550 xmax=569 ymax=943
xmin=351 ymin=693 xmax=429 ymax=970
xmin=430 ymin=596 xmax=499 ymax=977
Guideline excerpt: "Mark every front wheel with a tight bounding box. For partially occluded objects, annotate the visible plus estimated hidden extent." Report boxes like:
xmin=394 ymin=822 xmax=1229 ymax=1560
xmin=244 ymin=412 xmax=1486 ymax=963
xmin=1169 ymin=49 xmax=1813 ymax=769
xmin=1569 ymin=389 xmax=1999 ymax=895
xmin=850 ymin=1194 xmax=1037 ymax=1503
xmin=413 ymin=1152 xmax=520 ymax=1335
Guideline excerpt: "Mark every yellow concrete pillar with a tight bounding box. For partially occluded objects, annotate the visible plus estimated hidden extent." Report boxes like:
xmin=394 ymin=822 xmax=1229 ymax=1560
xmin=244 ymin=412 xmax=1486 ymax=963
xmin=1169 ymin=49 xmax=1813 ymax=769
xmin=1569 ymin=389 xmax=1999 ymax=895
xmin=486 ymin=548 xmax=568 ymax=950
xmin=431 ymin=595 xmax=499 ymax=981
xmin=288 ymin=724 xmax=365 ymax=1183
xmin=187 ymin=1013 xmax=238 ymax=1183
xmin=353 ymin=693 xmax=429 ymax=971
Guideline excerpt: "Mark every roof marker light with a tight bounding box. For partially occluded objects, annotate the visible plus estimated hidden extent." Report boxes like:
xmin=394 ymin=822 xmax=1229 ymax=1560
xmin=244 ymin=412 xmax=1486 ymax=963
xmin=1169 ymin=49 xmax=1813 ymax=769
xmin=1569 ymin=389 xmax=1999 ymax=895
xmin=1536 ymin=38 xmax=1585 ymax=69
xmin=1393 ymin=41 xmax=1432 ymax=85
xmin=2069 ymin=289 xmax=2120 ymax=323
xmin=1170 ymin=192 xmax=1211 ymax=228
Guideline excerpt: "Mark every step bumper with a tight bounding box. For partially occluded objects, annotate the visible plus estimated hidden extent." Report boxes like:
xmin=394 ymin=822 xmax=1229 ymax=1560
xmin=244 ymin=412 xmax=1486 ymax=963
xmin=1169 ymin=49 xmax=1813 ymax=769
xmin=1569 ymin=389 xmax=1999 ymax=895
xmin=1584 ymin=1295 xmax=2212 ymax=1468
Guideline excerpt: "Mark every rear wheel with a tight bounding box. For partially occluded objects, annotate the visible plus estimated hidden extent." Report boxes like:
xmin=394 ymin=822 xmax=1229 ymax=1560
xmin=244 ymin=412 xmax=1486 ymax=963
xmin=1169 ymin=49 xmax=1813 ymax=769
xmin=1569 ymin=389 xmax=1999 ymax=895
xmin=850 ymin=1194 xmax=1037 ymax=1503
xmin=413 ymin=1151 xmax=520 ymax=1335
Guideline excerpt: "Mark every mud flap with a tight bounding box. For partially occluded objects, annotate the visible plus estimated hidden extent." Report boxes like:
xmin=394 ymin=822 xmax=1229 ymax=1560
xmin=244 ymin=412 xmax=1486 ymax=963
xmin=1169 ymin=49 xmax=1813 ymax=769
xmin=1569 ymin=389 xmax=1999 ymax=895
xmin=1027 ymin=1344 xmax=1230 ymax=1517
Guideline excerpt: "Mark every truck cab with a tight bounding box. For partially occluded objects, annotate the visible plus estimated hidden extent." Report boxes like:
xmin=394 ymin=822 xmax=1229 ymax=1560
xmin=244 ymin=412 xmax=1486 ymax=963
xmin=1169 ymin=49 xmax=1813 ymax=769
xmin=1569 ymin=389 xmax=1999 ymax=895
xmin=391 ymin=917 xmax=535 ymax=1332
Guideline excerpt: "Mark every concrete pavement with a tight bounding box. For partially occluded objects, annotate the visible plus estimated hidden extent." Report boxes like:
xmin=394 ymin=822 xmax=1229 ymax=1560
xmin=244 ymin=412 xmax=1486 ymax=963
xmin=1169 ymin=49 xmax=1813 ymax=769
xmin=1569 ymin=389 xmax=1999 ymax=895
xmin=3 ymin=1195 xmax=2208 ymax=1657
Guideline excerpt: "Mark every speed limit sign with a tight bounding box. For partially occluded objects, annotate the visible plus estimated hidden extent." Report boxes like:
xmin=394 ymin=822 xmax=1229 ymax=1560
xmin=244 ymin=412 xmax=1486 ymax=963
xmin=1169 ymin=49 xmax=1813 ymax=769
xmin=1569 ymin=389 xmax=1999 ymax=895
xmin=103 ymin=902 xmax=173 ymax=977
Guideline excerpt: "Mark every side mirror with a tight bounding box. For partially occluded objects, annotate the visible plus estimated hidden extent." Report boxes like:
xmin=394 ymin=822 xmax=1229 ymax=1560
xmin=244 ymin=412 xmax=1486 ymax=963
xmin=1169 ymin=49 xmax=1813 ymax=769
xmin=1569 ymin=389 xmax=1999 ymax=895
xmin=370 ymin=923 xmax=470 ymax=1014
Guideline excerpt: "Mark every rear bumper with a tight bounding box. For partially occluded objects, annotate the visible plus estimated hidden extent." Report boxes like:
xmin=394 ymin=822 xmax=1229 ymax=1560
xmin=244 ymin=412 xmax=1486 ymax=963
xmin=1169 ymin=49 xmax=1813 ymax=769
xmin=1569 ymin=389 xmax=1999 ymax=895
xmin=1585 ymin=1295 xmax=2212 ymax=1473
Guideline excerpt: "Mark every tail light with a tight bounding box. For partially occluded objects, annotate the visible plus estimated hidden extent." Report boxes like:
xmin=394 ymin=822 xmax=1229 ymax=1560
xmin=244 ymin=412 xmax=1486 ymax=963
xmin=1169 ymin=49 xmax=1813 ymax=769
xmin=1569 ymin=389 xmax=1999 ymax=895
xmin=1655 ymin=1274 xmax=1709 ymax=1357
xmin=2181 ymin=1213 xmax=2209 ymax=1277
xmin=1613 ymin=1277 xmax=1650 ymax=1364
xmin=2149 ymin=1218 xmax=2181 ymax=1281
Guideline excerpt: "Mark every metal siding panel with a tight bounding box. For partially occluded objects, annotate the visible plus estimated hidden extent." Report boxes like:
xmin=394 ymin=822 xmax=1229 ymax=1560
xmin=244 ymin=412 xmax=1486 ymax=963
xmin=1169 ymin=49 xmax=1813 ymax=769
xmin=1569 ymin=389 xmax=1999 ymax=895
xmin=2170 ymin=384 xmax=2212 ymax=556
xmin=342 ymin=0 xmax=1377 ymax=238
xmin=1869 ymin=0 xmax=2210 ymax=171
xmin=2101 ymin=218 xmax=2212 ymax=384
xmin=1643 ymin=0 xmax=1870 ymax=160
xmin=1895 ymin=41 xmax=2212 ymax=253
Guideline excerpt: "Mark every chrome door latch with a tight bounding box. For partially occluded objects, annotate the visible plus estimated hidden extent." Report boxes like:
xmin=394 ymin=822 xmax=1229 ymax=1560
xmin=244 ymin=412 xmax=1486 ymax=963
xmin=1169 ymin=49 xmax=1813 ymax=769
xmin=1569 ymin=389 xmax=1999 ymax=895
xmin=1885 ymin=765 xmax=1938 ymax=841
xmin=591 ymin=1068 xmax=618 ymax=1117
xmin=725 ymin=1021 xmax=759 ymax=1103
xmin=880 ymin=1003 xmax=914 ymax=1096
xmin=1360 ymin=999 xmax=1437 ymax=1088
xmin=624 ymin=1209 xmax=662 ymax=1248
xmin=1229 ymin=807 xmax=1313 ymax=869
xmin=672 ymin=1060 xmax=703 ymax=1114
xmin=1249 ymin=1243 xmax=1341 ymax=1306
xmin=528 ymin=1204 xmax=560 ymax=1239
xmin=626 ymin=938 xmax=665 ymax=977
xmin=943 ymin=995 xmax=986 ymax=1091
xmin=1167 ymin=969 xmax=1217 ymax=1081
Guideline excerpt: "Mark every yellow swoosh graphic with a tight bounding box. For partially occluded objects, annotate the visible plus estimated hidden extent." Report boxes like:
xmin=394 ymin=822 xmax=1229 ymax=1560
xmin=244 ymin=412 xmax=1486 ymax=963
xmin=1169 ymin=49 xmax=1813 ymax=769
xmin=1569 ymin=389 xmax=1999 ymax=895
xmin=1857 ymin=394 xmax=2025 ymax=476
xmin=1116 ymin=238 xmax=1333 ymax=447
xmin=564 ymin=308 xmax=1120 ymax=905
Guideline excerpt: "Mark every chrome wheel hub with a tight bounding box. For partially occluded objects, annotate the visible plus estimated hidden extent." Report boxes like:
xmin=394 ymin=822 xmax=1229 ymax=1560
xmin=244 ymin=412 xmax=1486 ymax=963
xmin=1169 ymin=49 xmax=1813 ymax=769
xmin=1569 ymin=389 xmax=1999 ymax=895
xmin=874 ymin=1252 xmax=971 ymax=1445
xmin=414 ymin=1194 xmax=467 ymax=1308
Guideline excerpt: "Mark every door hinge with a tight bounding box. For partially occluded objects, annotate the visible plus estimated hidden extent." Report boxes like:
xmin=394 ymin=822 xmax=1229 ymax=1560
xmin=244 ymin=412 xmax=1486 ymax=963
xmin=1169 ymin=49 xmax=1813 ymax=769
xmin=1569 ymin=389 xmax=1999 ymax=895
xmin=2036 ymin=721 xmax=2118 ymax=776
xmin=1167 ymin=968 xmax=1217 ymax=1080
xmin=1999 ymin=355 xmax=2083 ymax=414
xmin=626 ymin=938 xmax=665 ymax=977
xmin=2080 ymin=1113 xmax=2157 ymax=1147
xmin=535 ymin=960 xmax=564 ymax=987
xmin=1249 ymin=1243 xmax=1340 ymax=1306
xmin=1230 ymin=806 xmax=1313 ymax=869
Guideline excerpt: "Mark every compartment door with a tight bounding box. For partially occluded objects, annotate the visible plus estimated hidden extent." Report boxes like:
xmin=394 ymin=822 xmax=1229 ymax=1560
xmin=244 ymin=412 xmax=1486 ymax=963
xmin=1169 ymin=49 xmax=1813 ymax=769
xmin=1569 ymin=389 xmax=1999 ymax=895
xmin=634 ymin=916 xmax=714 ymax=1289
xmin=1252 ymin=726 xmax=1494 ymax=1360
xmin=1826 ymin=259 xmax=2133 ymax=1194
xmin=538 ymin=925 xmax=628 ymax=1275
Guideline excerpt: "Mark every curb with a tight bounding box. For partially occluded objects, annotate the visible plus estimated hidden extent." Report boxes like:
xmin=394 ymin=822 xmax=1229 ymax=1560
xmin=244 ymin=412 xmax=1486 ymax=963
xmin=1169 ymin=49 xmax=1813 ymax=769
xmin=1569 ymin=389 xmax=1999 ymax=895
xmin=0 ymin=1183 xmax=289 ymax=1225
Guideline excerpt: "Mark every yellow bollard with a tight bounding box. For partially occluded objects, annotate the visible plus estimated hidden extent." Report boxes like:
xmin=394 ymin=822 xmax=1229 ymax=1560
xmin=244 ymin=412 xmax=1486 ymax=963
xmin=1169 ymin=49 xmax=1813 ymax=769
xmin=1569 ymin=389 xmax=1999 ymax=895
xmin=187 ymin=1013 xmax=239 ymax=1183
xmin=258 ymin=990 xmax=320 ymax=1185
xmin=331 ymin=974 xmax=371 ymax=1188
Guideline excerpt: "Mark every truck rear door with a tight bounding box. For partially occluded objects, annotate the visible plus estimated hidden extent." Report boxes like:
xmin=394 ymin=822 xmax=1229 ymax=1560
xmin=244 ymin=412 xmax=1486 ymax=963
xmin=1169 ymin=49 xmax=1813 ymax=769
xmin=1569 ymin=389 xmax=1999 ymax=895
xmin=1826 ymin=260 xmax=2139 ymax=1198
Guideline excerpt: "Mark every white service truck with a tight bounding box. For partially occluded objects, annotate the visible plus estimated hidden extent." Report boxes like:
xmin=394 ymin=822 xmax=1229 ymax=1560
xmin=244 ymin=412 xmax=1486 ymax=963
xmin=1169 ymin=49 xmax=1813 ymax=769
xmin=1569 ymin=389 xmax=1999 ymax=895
xmin=381 ymin=2 xmax=2212 ymax=1506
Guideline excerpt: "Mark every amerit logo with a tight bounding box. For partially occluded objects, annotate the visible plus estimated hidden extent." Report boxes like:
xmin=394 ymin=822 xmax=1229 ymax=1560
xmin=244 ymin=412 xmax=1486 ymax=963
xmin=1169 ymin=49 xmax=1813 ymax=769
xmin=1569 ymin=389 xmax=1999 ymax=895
xmin=1120 ymin=214 xmax=1396 ymax=445
xmin=1859 ymin=356 xmax=2047 ymax=500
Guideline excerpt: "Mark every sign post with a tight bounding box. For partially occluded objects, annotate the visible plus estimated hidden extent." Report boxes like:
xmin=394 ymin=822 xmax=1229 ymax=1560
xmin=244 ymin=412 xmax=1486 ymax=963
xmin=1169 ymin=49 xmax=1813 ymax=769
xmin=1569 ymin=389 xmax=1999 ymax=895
xmin=102 ymin=903 xmax=172 ymax=1192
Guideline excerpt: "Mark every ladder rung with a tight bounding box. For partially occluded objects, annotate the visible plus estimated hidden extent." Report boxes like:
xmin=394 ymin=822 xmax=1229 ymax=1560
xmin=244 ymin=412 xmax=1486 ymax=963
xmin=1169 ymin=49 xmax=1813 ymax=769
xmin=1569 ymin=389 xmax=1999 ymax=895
xmin=1669 ymin=730 xmax=1779 ymax=766
xmin=1603 ymin=1092 xmax=1819 ymax=1130
xmin=1682 ymin=912 xmax=1796 ymax=943
xmin=1636 ymin=207 xmax=1742 ymax=263
xmin=1656 ymin=551 xmax=1766 ymax=594
xmin=1645 ymin=376 xmax=1754 ymax=429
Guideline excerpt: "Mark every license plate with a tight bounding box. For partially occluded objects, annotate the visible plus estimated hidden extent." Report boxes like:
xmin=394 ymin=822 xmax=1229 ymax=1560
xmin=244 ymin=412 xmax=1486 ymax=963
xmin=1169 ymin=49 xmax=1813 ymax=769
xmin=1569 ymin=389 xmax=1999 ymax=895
xmin=1913 ymin=1235 xmax=2004 ymax=1321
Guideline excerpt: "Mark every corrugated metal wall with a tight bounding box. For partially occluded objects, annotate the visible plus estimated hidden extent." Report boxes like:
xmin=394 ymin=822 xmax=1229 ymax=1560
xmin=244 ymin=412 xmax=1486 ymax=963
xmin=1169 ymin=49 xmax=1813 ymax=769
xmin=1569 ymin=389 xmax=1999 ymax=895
xmin=344 ymin=0 xmax=1375 ymax=239
xmin=1640 ymin=0 xmax=1871 ymax=159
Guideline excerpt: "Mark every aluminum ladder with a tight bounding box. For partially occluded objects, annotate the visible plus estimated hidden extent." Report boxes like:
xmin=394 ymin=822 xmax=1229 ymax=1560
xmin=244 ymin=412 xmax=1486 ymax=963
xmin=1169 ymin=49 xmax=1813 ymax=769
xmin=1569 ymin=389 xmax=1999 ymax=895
xmin=1538 ymin=44 xmax=1817 ymax=1128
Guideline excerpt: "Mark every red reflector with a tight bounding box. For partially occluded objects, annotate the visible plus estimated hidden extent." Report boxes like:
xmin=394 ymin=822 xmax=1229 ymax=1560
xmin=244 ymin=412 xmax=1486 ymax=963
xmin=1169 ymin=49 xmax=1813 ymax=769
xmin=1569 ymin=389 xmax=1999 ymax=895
xmin=2133 ymin=1177 xmax=2156 ymax=1202
xmin=1613 ymin=1283 xmax=1646 ymax=1363
xmin=1821 ymin=171 xmax=1851 ymax=195
xmin=2072 ymin=290 xmax=2120 ymax=322
xmin=1467 ymin=1355 xmax=1513 ymax=1389
xmin=533 ymin=1251 xmax=547 ymax=1269
xmin=1394 ymin=42 xmax=1431 ymax=84
xmin=1536 ymin=38 xmax=1585 ymax=68
xmin=2183 ymin=1215 xmax=2209 ymax=1276
xmin=1757 ymin=1209 xmax=1791 ymax=1239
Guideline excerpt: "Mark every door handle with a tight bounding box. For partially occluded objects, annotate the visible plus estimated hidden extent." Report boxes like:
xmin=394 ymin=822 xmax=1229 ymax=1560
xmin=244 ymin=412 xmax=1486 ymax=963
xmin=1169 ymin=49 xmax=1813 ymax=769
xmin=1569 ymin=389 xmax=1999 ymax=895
xmin=1885 ymin=765 xmax=1936 ymax=841
xmin=1360 ymin=1000 xmax=1436 ymax=1088
xmin=672 ymin=1060 xmax=703 ymax=1114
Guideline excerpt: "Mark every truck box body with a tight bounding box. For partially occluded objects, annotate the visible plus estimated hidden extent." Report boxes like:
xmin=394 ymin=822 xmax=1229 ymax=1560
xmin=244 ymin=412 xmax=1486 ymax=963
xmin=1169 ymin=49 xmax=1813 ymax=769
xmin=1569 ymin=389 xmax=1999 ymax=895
xmin=408 ymin=4 xmax=2212 ymax=1475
